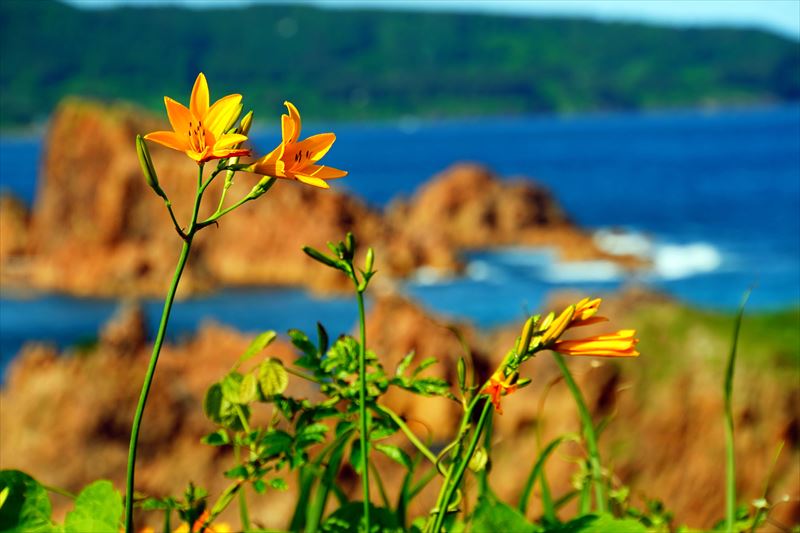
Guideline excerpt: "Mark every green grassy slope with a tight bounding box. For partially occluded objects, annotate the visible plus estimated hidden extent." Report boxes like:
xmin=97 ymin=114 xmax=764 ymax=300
xmin=1 ymin=0 xmax=798 ymax=128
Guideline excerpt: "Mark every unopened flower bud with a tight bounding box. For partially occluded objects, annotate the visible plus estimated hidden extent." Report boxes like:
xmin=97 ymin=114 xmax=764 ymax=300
xmin=364 ymin=247 xmax=375 ymax=273
xmin=468 ymin=447 xmax=488 ymax=473
xmin=239 ymin=110 xmax=254 ymax=136
xmin=224 ymin=103 xmax=244 ymax=133
xmin=344 ymin=232 xmax=356 ymax=259
xmin=136 ymin=135 xmax=167 ymax=200
xmin=516 ymin=315 xmax=536 ymax=356
xmin=248 ymin=176 xmax=276 ymax=199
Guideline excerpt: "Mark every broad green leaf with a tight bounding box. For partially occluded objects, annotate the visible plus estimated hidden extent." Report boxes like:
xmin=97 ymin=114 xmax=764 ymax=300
xmin=471 ymin=495 xmax=537 ymax=533
xmin=220 ymin=372 xmax=245 ymax=404
xmin=239 ymin=372 xmax=258 ymax=404
xmin=238 ymin=330 xmax=277 ymax=365
xmin=556 ymin=514 xmax=647 ymax=533
xmin=0 ymin=470 xmax=55 ymax=533
xmin=374 ymin=444 xmax=412 ymax=470
xmin=64 ymin=480 xmax=122 ymax=533
xmin=259 ymin=430 xmax=293 ymax=458
xmin=258 ymin=359 xmax=289 ymax=397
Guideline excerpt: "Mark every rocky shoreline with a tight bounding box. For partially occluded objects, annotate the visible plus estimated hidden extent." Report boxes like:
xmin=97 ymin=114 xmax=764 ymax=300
xmin=0 ymin=98 xmax=644 ymax=298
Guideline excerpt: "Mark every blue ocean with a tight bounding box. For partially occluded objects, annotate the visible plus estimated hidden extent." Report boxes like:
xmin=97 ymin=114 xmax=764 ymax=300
xmin=1 ymin=105 xmax=799 ymax=369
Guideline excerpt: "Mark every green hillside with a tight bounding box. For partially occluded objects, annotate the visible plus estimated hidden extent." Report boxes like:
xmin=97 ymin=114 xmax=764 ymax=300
xmin=1 ymin=0 xmax=798 ymax=128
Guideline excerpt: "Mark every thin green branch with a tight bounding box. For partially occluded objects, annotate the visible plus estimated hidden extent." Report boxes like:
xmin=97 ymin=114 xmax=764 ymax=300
xmin=356 ymin=288 xmax=371 ymax=532
xmin=374 ymin=404 xmax=438 ymax=466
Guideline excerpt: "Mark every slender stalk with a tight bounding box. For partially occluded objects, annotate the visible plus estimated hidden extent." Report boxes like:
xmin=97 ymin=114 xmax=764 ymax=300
xmin=356 ymin=289 xmax=371 ymax=532
xmin=551 ymin=353 xmax=607 ymax=513
xmin=724 ymin=291 xmax=749 ymax=532
xmin=42 ymin=484 xmax=76 ymax=500
xmin=234 ymin=446 xmax=251 ymax=531
xmin=124 ymin=164 xmax=205 ymax=533
xmin=430 ymin=400 xmax=493 ymax=533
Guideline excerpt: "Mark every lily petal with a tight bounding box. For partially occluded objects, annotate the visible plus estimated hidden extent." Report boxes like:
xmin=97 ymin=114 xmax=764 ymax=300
xmin=282 ymin=101 xmax=301 ymax=144
xmin=213 ymin=133 xmax=248 ymax=150
xmin=306 ymin=164 xmax=348 ymax=180
xmin=190 ymin=73 xmax=210 ymax=119
xmin=164 ymin=97 xmax=191 ymax=135
xmin=206 ymin=94 xmax=243 ymax=137
xmin=294 ymin=133 xmax=336 ymax=163
xmin=294 ymin=174 xmax=330 ymax=189
xmin=144 ymin=130 xmax=189 ymax=152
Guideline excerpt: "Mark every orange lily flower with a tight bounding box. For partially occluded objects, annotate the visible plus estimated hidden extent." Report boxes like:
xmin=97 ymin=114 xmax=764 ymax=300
xmin=246 ymin=101 xmax=347 ymax=189
xmin=481 ymin=371 xmax=518 ymax=414
xmin=553 ymin=330 xmax=640 ymax=357
xmin=145 ymin=73 xmax=249 ymax=163
xmin=570 ymin=297 xmax=608 ymax=327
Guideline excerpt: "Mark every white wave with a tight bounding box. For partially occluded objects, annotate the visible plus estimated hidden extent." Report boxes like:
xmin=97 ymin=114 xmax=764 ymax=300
xmin=542 ymin=260 xmax=624 ymax=283
xmin=653 ymin=242 xmax=723 ymax=280
xmin=411 ymin=267 xmax=450 ymax=286
xmin=593 ymin=229 xmax=653 ymax=257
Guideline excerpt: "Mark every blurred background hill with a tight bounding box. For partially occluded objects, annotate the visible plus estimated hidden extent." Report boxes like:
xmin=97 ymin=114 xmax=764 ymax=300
xmin=1 ymin=0 xmax=799 ymax=129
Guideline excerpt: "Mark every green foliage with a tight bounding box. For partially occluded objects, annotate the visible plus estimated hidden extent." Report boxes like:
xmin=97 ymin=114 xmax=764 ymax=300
xmin=0 ymin=472 xmax=122 ymax=533
xmin=63 ymin=481 xmax=122 ymax=533
xmin=320 ymin=502 xmax=402 ymax=533
xmin=471 ymin=494 xmax=539 ymax=533
xmin=0 ymin=470 xmax=55 ymax=533
xmin=2 ymin=0 xmax=798 ymax=129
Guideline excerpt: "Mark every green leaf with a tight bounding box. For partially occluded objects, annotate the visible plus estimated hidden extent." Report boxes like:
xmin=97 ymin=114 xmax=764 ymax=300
xmin=0 ymin=470 xmax=55 ymax=533
xmin=201 ymin=429 xmax=230 ymax=446
xmin=221 ymin=372 xmax=245 ymax=404
xmin=349 ymin=440 xmax=364 ymax=474
xmin=269 ymin=478 xmax=288 ymax=491
xmin=203 ymin=382 xmax=249 ymax=431
xmin=289 ymin=329 xmax=319 ymax=359
xmin=238 ymin=330 xmax=277 ymax=365
xmin=471 ymin=495 xmax=538 ymax=533
xmin=556 ymin=514 xmax=648 ymax=533
xmin=374 ymin=444 xmax=412 ymax=470
xmin=252 ymin=480 xmax=267 ymax=494
xmin=259 ymin=430 xmax=293 ymax=458
xmin=239 ymin=372 xmax=259 ymax=404
xmin=412 ymin=357 xmax=438 ymax=377
xmin=64 ymin=480 xmax=122 ymax=533
xmin=258 ymin=359 xmax=289 ymax=397
xmin=317 ymin=322 xmax=329 ymax=354
xmin=320 ymin=502 xmax=402 ymax=533
xmin=395 ymin=352 xmax=415 ymax=377
xmin=224 ymin=465 xmax=249 ymax=479
xmin=297 ymin=423 xmax=329 ymax=449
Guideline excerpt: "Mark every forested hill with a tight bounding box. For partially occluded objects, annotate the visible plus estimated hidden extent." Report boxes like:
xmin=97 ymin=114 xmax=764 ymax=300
xmin=1 ymin=0 xmax=798 ymax=128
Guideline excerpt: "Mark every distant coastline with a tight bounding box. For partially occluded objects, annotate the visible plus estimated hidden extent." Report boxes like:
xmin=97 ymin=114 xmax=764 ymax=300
xmin=1 ymin=0 xmax=798 ymax=129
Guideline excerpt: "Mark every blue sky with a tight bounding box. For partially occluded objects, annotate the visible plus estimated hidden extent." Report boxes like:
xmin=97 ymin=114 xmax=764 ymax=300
xmin=65 ymin=0 xmax=800 ymax=39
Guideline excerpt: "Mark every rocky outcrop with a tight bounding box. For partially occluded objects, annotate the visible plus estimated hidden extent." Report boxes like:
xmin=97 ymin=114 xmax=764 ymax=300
xmin=1 ymin=293 xmax=796 ymax=528
xmin=388 ymin=163 xmax=643 ymax=266
xmin=1 ymin=98 xmax=641 ymax=297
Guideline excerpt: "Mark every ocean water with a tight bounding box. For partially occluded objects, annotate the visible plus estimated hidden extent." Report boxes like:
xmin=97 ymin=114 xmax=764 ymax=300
xmin=1 ymin=105 xmax=798 ymax=367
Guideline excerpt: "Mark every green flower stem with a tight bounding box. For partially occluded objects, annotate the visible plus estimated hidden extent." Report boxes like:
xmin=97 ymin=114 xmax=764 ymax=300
xmin=164 ymin=200 xmax=187 ymax=241
xmin=234 ymin=445 xmax=251 ymax=531
xmin=124 ymin=164 xmax=205 ymax=533
xmin=374 ymin=404 xmax=438 ymax=465
xmin=356 ymin=288 xmax=371 ymax=533
xmin=551 ymin=353 xmax=607 ymax=513
xmin=430 ymin=399 xmax=493 ymax=533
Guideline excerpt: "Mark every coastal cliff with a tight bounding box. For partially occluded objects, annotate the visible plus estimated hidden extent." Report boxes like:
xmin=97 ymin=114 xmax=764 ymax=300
xmin=0 ymin=98 xmax=640 ymax=297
